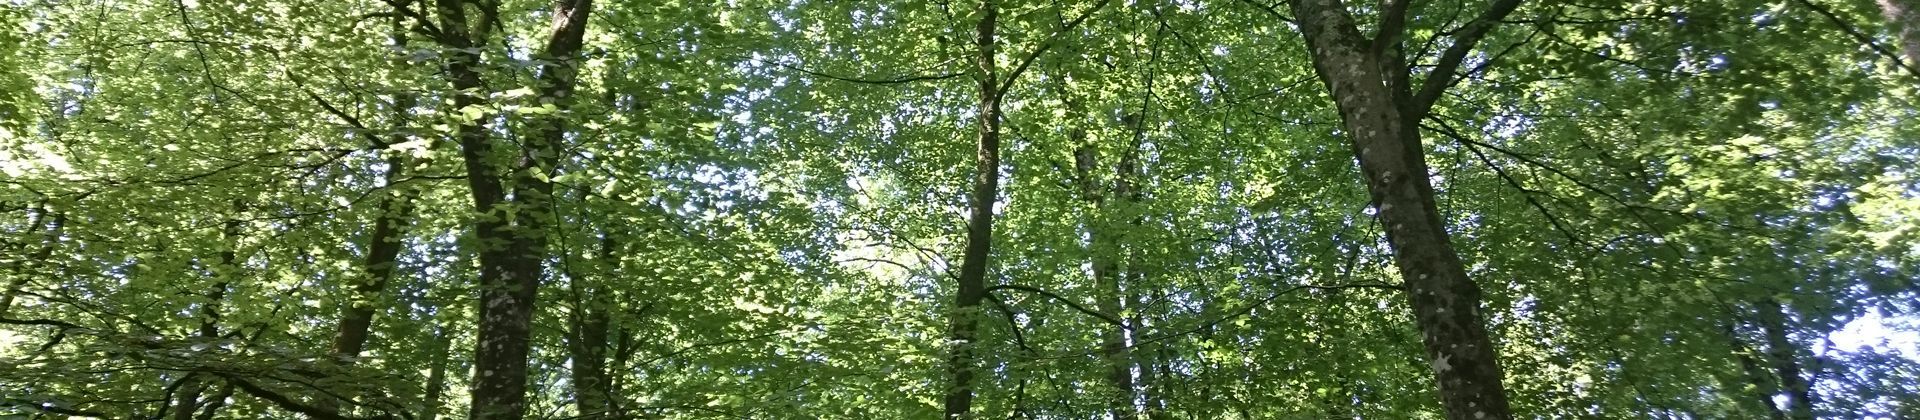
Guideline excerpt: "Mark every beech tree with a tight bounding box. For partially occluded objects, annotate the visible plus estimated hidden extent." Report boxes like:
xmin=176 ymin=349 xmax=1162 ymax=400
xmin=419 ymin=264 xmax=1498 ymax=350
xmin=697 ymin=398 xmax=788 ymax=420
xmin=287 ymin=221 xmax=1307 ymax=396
xmin=3 ymin=0 xmax=1918 ymax=419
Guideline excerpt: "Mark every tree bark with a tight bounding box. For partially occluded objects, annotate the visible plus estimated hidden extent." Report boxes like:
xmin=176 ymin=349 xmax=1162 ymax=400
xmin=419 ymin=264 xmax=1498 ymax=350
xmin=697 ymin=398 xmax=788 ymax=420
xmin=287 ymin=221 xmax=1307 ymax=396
xmin=174 ymin=202 xmax=246 ymax=420
xmin=567 ymin=236 xmax=617 ymax=418
xmin=1284 ymin=0 xmax=1519 ymax=418
xmin=420 ymin=322 xmax=451 ymax=420
xmin=417 ymin=0 xmax=593 ymax=418
xmin=1879 ymin=0 xmax=1920 ymax=66
xmin=1075 ymin=144 xmax=1138 ymax=420
xmin=1758 ymin=299 xmax=1815 ymax=420
xmin=330 ymin=24 xmax=422 ymax=366
xmin=1729 ymin=323 xmax=1788 ymax=420
xmin=0 ymin=207 xmax=62 ymax=318
xmin=945 ymin=2 xmax=1000 ymax=417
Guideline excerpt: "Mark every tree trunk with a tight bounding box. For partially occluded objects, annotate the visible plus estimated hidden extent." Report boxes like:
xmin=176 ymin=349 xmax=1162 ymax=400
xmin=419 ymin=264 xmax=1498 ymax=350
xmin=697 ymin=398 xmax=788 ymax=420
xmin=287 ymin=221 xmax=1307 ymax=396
xmin=1075 ymin=144 xmax=1138 ymax=420
xmin=330 ymin=24 xmax=421 ymax=365
xmin=419 ymin=0 xmax=593 ymax=418
xmin=1880 ymin=0 xmax=1920 ymax=66
xmin=1730 ymin=323 xmax=1788 ymax=420
xmin=0 ymin=207 xmax=62 ymax=318
xmin=945 ymin=2 xmax=1001 ymax=417
xmin=567 ymin=237 xmax=617 ymax=418
xmin=1758 ymin=299 xmax=1815 ymax=419
xmin=420 ymin=322 xmax=451 ymax=420
xmin=174 ymin=203 xmax=245 ymax=419
xmin=1284 ymin=0 xmax=1519 ymax=418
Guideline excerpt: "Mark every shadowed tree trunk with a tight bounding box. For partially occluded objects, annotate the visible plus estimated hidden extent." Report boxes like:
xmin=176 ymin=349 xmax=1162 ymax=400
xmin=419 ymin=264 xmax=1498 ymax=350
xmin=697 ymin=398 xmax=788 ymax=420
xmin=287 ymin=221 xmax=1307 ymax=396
xmin=330 ymin=89 xmax=420 ymax=366
xmin=420 ymin=321 xmax=451 ymax=420
xmin=0 ymin=206 xmax=61 ymax=318
xmin=944 ymin=2 xmax=1001 ymax=417
xmin=1075 ymin=143 xmax=1138 ymax=420
xmin=942 ymin=4 xmax=1113 ymax=416
xmin=396 ymin=0 xmax=595 ymax=417
xmin=310 ymin=22 xmax=427 ymax=417
xmin=1283 ymin=0 xmax=1522 ymax=418
xmin=1729 ymin=323 xmax=1788 ymax=420
xmin=1878 ymin=0 xmax=1920 ymax=66
xmin=1758 ymin=299 xmax=1815 ymax=419
xmin=566 ymin=236 xmax=618 ymax=418
xmin=173 ymin=202 xmax=245 ymax=420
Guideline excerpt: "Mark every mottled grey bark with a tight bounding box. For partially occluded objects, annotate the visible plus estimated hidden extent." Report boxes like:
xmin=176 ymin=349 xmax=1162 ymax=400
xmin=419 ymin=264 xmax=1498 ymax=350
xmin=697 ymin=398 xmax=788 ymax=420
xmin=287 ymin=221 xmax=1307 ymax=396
xmin=1283 ymin=0 xmax=1520 ymax=418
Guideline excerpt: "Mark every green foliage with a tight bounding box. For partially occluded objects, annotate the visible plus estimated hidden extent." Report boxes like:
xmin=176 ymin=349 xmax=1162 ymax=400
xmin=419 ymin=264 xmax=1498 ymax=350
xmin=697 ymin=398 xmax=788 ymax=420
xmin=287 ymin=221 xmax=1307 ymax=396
xmin=2 ymin=0 xmax=1918 ymax=418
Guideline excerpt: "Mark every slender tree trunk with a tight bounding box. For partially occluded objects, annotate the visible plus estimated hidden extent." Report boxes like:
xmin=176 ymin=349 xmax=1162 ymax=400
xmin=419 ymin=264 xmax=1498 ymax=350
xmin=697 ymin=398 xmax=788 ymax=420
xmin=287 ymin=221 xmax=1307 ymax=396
xmin=567 ymin=236 xmax=617 ymax=418
xmin=324 ymin=151 xmax=415 ymax=414
xmin=945 ymin=2 xmax=1001 ymax=417
xmin=420 ymin=321 xmax=451 ymax=420
xmin=174 ymin=202 xmax=245 ymax=420
xmin=1284 ymin=0 xmax=1519 ymax=418
xmin=1758 ymin=299 xmax=1815 ymax=419
xmin=330 ymin=25 xmax=421 ymax=363
xmin=1075 ymin=144 xmax=1138 ymax=420
xmin=193 ymin=384 xmax=234 ymax=420
xmin=568 ymin=302 xmax=613 ymax=417
xmin=1730 ymin=324 xmax=1788 ymax=420
xmin=323 ymin=29 xmax=421 ymax=411
xmin=418 ymin=0 xmax=593 ymax=417
xmin=0 ymin=208 xmax=62 ymax=318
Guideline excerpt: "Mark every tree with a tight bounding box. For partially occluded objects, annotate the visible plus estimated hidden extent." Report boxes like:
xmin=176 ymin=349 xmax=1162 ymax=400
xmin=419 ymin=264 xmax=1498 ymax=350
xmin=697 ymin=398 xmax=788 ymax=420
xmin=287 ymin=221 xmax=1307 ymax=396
xmin=3 ymin=0 xmax=1919 ymax=419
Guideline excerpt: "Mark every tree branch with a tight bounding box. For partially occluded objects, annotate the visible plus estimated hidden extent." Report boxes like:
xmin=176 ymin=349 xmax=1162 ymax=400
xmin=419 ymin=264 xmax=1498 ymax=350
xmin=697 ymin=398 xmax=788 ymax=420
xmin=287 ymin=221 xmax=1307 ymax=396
xmin=1792 ymin=0 xmax=1920 ymax=79
xmin=778 ymin=63 xmax=965 ymax=85
xmin=998 ymin=0 xmax=1118 ymax=97
xmin=984 ymin=284 xmax=1128 ymax=329
xmin=222 ymin=375 xmax=406 ymax=420
xmin=1409 ymin=0 xmax=1524 ymax=118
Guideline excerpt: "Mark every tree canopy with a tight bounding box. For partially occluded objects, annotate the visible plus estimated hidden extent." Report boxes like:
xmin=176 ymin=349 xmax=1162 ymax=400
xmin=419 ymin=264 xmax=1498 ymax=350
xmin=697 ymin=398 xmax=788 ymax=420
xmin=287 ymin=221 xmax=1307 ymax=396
xmin=2 ymin=0 xmax=1918 ymax=418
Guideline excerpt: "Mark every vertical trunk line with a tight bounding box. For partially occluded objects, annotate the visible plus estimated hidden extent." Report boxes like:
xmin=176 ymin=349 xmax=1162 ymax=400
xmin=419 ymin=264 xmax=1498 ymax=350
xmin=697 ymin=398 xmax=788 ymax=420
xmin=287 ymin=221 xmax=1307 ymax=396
xmin=175 ymin=201 xmax=246 ymax=420
xmin=945 ymin=2 xmax=1000 ymax=418
xmin=1077 ymin=144 xmax=1138 ymax=420
xmin=327 ymin=30 xmax=423 ymax=408
xmin=1759 ymin=299 xmax=1815 ymax=419
xmin=568 ymin=235 xmax=616 ymax=418
xmin=0 ymin=208 xmax=62 ymax=318
xmin=421 ymin=321 xmax=452 ymax=420
xmin=1284 ymin=0 xmax=1513 ymax=418
xmin=429 ymin=0 xmax=592 ymax=417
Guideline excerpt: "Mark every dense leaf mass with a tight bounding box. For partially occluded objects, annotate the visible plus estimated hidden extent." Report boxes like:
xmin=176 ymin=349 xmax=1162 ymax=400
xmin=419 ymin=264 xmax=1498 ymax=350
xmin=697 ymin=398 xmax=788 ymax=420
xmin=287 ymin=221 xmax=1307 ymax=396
xmin=2 ymin=0 xmax=1918 ymax=418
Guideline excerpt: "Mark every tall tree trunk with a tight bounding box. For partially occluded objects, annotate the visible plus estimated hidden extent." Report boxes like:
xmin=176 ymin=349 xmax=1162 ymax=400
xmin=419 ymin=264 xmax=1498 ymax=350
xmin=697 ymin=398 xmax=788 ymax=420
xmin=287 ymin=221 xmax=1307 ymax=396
xmin=417 ymin=0 xmax=593 ymax=417
xmin=330 ymin=24 xmax=421 ymax=366
xmin=1729 ymin=323 xmax=1788 ymax=420
xmin=174 ymin=202 xmax=245 ymax=420
xmin=1758 ymin=299 xmax=1815 ymax=419
xmin=567 ymin=236 xmax=617 ymax=418
xmin=1880 ymin=0 xmax=1920 ymax=66
xmin=420 ymin=321 xmax=452 ymax=420
xmin=1075 ymin=144 xmax=1137 ymax=420
xmin=945 ymin=2 xmax=1001 ymax=417
xmin=322 ymin=28 xmax=421 ymax=413
xmin=1284 ymin=0 xmax=1521 ymax=418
